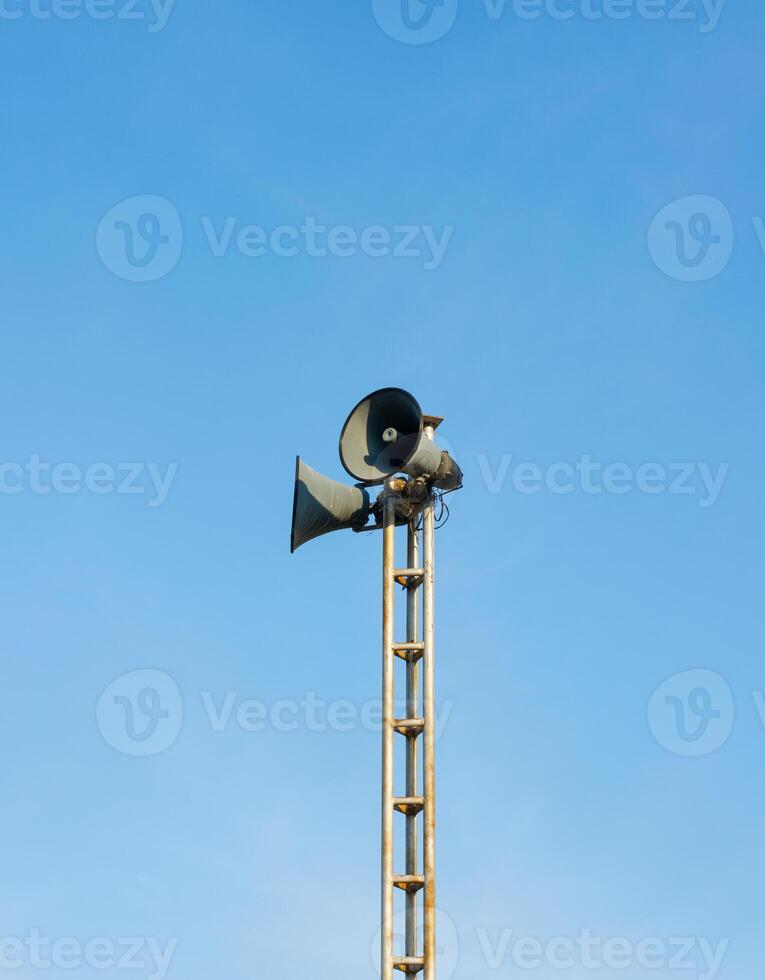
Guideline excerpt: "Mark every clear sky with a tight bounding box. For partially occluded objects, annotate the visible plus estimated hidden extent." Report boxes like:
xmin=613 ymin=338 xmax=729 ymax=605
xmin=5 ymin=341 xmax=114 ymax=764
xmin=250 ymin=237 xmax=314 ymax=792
xmin=2 ymin=2 xmax=763 ymax=979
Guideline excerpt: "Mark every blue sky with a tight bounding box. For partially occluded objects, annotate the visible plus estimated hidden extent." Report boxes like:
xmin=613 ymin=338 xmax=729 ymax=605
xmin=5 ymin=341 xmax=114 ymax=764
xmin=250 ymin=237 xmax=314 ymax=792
xmin=1 ymin=1 xmax=764 ymax=979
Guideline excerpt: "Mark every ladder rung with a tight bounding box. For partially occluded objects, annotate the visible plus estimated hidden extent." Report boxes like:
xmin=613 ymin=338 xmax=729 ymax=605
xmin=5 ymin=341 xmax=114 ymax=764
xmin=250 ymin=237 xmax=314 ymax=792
xmin=392 ymin=874 xmax=425 ymax=894
xmin=394 ymin=568 xmax=424 ymax=588
xmin=394 ymin=717 xmax=424 ymax=737
xmin=393 ymin=796 xmax=425 ymax=816
xmin=393 ymin=956 xmax=425 ymax=974
xmin=393 ymin=642 xmax=424 ymax=662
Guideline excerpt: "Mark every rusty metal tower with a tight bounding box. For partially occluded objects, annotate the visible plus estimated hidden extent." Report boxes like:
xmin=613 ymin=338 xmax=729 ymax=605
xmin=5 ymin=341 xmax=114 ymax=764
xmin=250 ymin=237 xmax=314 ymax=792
xmin=291 ymin=388 xmax=462 ymax=979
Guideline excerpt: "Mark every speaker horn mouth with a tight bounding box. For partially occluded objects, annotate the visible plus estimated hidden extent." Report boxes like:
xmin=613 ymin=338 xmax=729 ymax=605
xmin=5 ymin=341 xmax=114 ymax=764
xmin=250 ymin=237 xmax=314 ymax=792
xmin=290 ymin=455 xmax=302 ymax=554
xmin=339 ymin=387 xmax=427 ymax=485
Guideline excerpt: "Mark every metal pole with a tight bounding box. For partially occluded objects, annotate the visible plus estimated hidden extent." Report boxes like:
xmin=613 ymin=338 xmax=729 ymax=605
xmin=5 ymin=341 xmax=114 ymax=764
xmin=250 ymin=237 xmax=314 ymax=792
xmin=405 ymin=520 xmax=420 ymax=963
xmin=381 ymin=480 xmax=396 ymax=980
xmin=422 ymin=489 xmax=436 ymax=980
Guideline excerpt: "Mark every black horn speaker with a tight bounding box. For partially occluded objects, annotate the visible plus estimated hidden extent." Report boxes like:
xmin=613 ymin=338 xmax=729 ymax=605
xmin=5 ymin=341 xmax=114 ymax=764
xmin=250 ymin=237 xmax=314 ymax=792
xmin=291 ymin=457 xmax=371 ymax=552
xmin=338 ymin=387 xmax=443 ymax=485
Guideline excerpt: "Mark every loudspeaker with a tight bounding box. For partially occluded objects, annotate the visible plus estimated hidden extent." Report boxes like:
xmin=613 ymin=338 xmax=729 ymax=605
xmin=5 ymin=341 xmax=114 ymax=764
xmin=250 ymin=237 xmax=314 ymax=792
xmin=291 ymin=457 xmax=371 ymax=552
xmin=339 ymin=387 xmax=443 ymax=485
